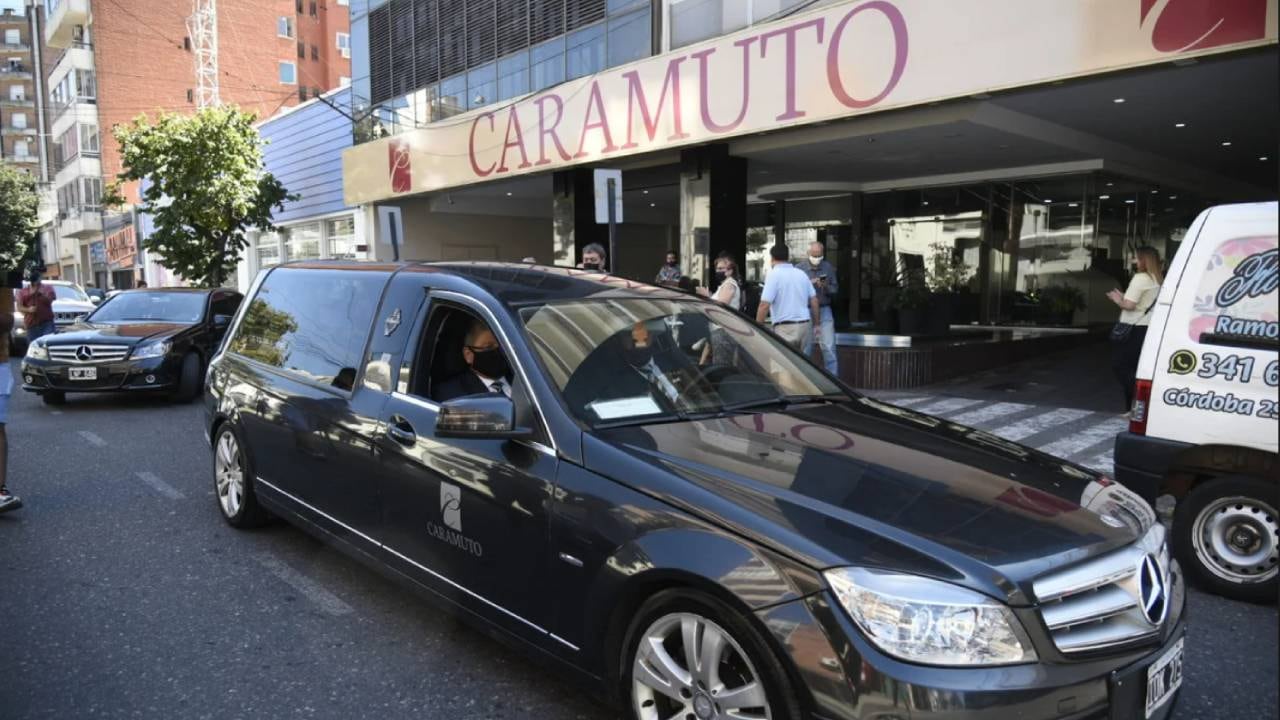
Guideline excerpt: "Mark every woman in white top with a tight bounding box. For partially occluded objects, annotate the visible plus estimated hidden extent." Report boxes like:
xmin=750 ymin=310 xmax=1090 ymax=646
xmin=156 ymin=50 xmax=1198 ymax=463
xmin=1107 ymin=245 xmax=1164 ymax=412
xmin=698 ymin=253 xmax=743 ymax=366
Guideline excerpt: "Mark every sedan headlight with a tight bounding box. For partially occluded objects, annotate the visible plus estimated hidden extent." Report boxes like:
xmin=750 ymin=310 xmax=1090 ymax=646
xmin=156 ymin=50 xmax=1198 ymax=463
xmin=825 ymin=567 xmax=1037 ymax=666
xmin=131 ymin=341 xmax=171 ymax=359
xmin=26 ymin=341 xmax=48 ymax=360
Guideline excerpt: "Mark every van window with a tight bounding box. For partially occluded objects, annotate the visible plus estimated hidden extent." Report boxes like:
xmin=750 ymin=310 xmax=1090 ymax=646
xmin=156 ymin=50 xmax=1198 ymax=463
xmin=1188 ymin=239 xmax=1278 ymax=346
xmin=229 ymin=269 xmax=383 ymax=387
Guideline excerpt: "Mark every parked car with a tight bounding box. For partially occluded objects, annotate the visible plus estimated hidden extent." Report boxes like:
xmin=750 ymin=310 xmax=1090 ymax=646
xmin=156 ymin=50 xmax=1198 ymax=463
xmin=9 ymin=280 xmax=98 ymax=356
xmin=21 ymin=287 xmax=242 ymax=405
xmin=207 ymin=261 xmax=1185 ymax=720
xmin=1115 ymin=201 xmax=1278 ymax=603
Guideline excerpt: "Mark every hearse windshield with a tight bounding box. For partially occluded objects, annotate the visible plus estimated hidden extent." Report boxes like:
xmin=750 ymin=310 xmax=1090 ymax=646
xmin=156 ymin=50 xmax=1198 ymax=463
xmin=520 ymin=299 xmax=845 ymax=428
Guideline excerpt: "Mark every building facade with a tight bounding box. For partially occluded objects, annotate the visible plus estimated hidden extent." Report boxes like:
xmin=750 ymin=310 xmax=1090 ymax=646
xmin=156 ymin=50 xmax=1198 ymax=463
xmin=234 ymin=86 xmax=368 ymax=291
xmin=341 ymin=0 xmax=1278 ymax=333
xmin=39 ymin=0 xmax=352 ymax=288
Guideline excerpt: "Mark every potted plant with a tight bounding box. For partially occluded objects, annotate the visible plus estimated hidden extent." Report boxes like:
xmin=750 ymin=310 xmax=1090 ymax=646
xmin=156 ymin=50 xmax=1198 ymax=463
xmin=891 ymin=267 xmax=931 ymax=335
xmin=924 ymin=242 xmax=974 ymax=334
xmin=1035 ymin=284 xmax=1086 ymax=325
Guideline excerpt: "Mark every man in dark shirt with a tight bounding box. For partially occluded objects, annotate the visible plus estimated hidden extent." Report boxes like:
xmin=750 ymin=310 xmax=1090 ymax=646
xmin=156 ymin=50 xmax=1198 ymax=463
xmin=434 ymin=319 xmax=513 ymax=403
xmin=803 ymin=241 xmax=840 ymax=375
xmin=16 ymin=272 xmax=56 ymax=344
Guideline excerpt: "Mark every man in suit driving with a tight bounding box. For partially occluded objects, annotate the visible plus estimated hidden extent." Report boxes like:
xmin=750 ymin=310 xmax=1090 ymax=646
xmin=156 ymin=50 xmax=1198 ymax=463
xmin=434 ymin=319 xmax=512 ymax=402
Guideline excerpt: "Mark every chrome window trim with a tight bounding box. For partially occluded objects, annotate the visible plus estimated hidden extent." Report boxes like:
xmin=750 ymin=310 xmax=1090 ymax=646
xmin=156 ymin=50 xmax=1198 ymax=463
xmin=425 ymin=290 xmax=558 ymax=453
xmin=255 ymin=476 xmax=577 ymax=652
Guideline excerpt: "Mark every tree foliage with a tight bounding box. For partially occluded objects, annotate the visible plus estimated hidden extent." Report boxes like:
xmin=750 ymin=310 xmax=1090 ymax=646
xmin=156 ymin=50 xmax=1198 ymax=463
xmin=110 ymin=106 xmax=295 ymax=287
xmin=0 ymin=162 xmax=40 ymax=272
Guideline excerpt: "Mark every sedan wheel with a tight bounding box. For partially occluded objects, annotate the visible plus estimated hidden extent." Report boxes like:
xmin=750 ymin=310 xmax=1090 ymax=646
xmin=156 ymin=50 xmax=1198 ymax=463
xmin=215 ymin=431 xmax=245 ymax=519
xmin=632 ymin=612 xmax=771 ymax=720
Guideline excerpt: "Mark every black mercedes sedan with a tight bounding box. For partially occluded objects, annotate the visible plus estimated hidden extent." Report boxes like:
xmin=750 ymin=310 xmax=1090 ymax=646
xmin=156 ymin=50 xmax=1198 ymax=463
xmin=205 ymin=262 xmax=1185 ymax=720
xmin=22 ymin=287 xmax=242 ymax=405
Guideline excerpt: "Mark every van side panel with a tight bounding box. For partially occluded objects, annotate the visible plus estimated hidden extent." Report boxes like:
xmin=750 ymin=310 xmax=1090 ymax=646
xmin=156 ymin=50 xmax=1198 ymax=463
xmin=1143 ymin=202 xmax=1279 ymax=453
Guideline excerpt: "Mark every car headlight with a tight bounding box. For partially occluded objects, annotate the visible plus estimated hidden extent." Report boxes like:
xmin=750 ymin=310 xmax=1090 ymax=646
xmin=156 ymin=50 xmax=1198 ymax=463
xmin=26 ymin=341 xmax=48 ymax=360
xmin=825 ymin=567 xmax=1037 ymax=666
xmin=131 ymin=341 xmax=171 ymax=359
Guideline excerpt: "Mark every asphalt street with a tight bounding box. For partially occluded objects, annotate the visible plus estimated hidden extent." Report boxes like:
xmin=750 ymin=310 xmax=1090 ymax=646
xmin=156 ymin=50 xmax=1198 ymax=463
xmin=1 ymin=361 xmax=1276 ymax=720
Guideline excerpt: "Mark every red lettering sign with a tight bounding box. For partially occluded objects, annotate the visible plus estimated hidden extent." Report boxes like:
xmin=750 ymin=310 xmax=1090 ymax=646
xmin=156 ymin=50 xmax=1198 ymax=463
xmin=1141 ymin=0 xmax=1268 ymax=52
xmin=388 ymin=139 xmax=412 ymax=192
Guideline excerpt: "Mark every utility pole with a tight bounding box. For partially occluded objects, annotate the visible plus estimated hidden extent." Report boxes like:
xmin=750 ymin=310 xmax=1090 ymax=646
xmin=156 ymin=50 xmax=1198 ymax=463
xmin=188 ymin=0 xmax=219 ymax=108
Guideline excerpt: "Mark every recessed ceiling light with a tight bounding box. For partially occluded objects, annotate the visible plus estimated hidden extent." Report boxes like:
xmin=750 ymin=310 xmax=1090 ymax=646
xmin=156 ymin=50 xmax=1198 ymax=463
xmin=921 ymin=201 xmax=930 ymax=206
xmin=1221 ymin=141 xmax=1232 ymax=147
xmin=1113 ymin=97 xmax=1126 ymax=103
xmin=1174 ymin=122 xmax=1186 ymax=128
xmin=1106 ymin=182 xmax=1114 ymax=187
xmin=1261 ymin=156 xmax=1270 ymax=161
xmin=1169 ymin=195 xmax=1178 ymax=200
xmin=1150 ymin=189 xmax=1159 ymax=193
xmin=649 ymin=202 xmax=656 ymax=208
xmin=1099 ymin=194 xmax=1111 ymax=199
xmin=1125 ymin=199 xmax=1136 ymax=204
xmin=1044 ymin=199 xmax=1052 ymax=203
xmin=1068 ymin=203 xmax=1079 ymax=207
xmin=642 ymin=189 xmax=649 ymax=194
xmin=505 ymin=192 xmax=513 ymax=196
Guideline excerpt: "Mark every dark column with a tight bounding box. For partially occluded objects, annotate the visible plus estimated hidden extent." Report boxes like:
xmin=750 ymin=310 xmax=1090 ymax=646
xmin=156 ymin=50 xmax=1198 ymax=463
xmin=680 ymin=144 xmax=747 ymax=289
xmin=772 ymin=199 xmax=787 ymax=250
xmin=552 ymin=168 xmax=609 ymax=268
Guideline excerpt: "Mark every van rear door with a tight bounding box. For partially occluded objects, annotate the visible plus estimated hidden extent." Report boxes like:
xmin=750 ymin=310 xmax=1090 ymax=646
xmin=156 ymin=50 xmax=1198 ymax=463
xmin=1142 ymin=202 xmax=1279 ymax=451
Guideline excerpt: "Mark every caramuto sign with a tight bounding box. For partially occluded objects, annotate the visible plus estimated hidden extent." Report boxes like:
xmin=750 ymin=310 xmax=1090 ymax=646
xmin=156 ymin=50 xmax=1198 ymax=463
xmin=342 ymin=0 xmax=1277 ymax=205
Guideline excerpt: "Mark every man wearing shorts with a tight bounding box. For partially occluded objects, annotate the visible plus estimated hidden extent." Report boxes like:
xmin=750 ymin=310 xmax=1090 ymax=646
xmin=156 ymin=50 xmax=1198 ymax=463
xmin=0 ymin=290 xmax=18 ymax=513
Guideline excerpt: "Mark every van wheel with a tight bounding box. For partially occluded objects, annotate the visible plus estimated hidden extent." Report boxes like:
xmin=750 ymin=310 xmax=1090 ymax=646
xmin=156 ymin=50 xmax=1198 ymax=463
xmin=213 ymin=423 xmax=270 ymax=528
xmin=41 ymin=390 xmax=66 ymax=406
xmin=175 ymin=353 xmax=201 ymax=402
xmin=1174 ymin=475 xmax=1278 ymax=603
xmin=621 ymin=589 xmax=802 ymax=720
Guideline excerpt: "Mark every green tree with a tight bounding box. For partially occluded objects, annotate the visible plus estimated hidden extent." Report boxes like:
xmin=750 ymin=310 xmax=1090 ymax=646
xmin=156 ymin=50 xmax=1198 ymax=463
xmin=0 ymin=162 xmax=40 ymax=272
xmin=109 ymin=106 xmax=295 ymax=287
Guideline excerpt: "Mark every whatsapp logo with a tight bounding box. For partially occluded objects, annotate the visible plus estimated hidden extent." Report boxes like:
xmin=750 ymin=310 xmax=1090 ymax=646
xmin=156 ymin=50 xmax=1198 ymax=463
xmin=1168 ymin=350 xmax=1197 ymax=375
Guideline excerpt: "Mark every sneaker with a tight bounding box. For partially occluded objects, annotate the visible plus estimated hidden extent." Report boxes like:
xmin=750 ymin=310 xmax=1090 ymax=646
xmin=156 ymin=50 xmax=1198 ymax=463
xmin=0 ymin=492 xmax=21 ymax=514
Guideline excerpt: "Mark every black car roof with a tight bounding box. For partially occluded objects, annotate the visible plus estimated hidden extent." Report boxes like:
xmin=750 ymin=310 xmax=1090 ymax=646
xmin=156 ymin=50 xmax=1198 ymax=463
xmin=281 ymin=260 xmax=693 ymax=307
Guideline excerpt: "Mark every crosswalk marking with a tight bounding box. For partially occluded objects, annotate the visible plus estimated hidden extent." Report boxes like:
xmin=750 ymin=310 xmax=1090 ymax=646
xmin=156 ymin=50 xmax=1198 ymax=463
xmin=988 ymin=408 xmax=1093 ymax=442
xmin=888 ymin=396 xmax=932 ymax=407
xmin=1081 ymin=451 xmax=1116 ymax=473
xmin=1036 ymin=417 xmax=1129 ymax=461
xmin=915 ymin=397 xmax=985 ymax=415
xmin=947 ymin=402 xmax=1033 ymax=426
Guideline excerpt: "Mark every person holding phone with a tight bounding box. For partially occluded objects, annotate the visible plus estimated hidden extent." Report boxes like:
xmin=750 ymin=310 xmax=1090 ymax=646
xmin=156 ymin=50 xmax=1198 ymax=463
xmin=804 ymin=241 xmax=839 ymax=374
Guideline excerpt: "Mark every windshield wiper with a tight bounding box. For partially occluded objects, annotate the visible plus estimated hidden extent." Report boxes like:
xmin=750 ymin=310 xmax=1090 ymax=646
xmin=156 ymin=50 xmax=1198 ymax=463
xmin=720 ymin=394 xmax=849 ymax=414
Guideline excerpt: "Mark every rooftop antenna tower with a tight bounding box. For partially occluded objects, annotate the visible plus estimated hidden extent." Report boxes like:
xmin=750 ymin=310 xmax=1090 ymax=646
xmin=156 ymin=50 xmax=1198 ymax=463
xmin=188 ymin=0 xmax=220 ymax=108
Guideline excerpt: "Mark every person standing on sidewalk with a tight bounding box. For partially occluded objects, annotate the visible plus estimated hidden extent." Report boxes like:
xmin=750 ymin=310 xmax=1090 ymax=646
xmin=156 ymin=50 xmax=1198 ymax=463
xmin=17 ymin=271 xmax=56 ymax=344
xmin=656 ymin=251 xmax=683 ymax=286
xmin=803 ymin=241 xmax=839 ymax=375
xmin=0 ymin=285 xmax=19 ymax=513
xmin=1106 ymin=246 xmax=1164 ymax=413
xmin=756 ymin=245 xmax=818 ymax=352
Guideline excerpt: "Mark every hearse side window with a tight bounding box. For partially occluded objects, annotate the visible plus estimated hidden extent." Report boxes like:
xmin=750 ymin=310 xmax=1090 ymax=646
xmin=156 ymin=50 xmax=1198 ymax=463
xmin=406 ymin=305 xmax=506 ymax=403
xmin=229 ymin=269 xmax=382 ymax=389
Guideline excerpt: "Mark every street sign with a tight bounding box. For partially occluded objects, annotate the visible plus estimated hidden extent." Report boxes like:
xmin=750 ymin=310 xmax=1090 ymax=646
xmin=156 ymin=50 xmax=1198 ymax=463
xmin=593 ymin=168 xmax=623 ymax=224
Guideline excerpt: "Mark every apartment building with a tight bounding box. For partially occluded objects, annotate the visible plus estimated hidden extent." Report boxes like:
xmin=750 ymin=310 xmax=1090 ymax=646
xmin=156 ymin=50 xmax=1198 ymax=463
xmin=39 ymin=0 xmax=351 ymax=288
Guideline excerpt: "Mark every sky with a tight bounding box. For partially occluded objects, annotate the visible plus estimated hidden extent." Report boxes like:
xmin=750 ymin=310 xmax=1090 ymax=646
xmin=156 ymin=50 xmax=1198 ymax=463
xmin=0 ymin=0 xmax=24 ymax=14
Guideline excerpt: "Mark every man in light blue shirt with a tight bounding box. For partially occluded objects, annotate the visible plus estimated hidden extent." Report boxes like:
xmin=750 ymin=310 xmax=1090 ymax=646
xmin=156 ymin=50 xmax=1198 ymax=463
xmin=756 ymin=245 xmax=819 ymax=351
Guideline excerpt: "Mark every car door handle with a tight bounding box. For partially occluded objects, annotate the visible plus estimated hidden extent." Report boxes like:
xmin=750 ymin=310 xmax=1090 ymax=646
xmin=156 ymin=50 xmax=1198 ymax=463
xmin=387 ymin=416 xmax=416 ymax=446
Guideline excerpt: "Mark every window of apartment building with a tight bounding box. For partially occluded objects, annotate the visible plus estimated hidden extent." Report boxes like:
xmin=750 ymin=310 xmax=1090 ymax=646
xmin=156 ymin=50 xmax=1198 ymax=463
xmin=11 ymin=112 xmax=25 ymax=129
xmin=299 ymin=86 xmax=308 ymax=102
xmin=7 ymin=58 xmax=21 ymax=70
xmin=296 ymin=0 xmax=303 ymax=13
xmin=79 ymin=123 xmax=98 ymax=153
xmin=336 ymin=32 xmax=350 ymax=59
xmin=311 ymin=44 xmax=319 ymax=61
xmin=309 ymin=1 xmax=318 ymax=18
xmin=339 ymin=75 xmax=350 ymax=87
xmin=9 ymin=84 xmax=24 ymax=101
xmin=279 ymin=61 xmax=297 ymax=84
xmin=14 ymin=139 xmax=29 ymax=157
xmin=327 ymin=217 xmax=359 ymax=259
xmin=4 ymin=30 xmax=19 ymax=46
xmin=297 ymin=41 xmax=306 ymax=58
xmin=278 ymin=16 xmax=294 ymax=38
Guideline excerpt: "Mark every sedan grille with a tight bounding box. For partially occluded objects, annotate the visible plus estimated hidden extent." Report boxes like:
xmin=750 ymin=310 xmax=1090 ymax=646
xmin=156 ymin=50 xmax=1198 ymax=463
xmin=1033 ymin=524 xmax=1172 ymax=655
xmin=47 ymin=344 xmax=131 ymax=364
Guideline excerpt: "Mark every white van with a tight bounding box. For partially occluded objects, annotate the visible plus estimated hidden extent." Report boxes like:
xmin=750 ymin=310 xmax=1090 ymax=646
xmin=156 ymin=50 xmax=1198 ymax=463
xmin=1116 ymin=201 xmax=1278 ymax=603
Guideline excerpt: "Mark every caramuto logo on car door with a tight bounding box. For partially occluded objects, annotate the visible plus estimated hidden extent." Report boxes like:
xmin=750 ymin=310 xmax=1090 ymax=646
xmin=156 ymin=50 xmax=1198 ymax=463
xmin=426 ymin=482 xmax=484 ymax=557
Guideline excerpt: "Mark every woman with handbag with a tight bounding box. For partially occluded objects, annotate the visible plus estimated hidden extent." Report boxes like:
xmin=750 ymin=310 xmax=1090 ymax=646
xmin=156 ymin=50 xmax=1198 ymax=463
xmin=1106 ymin=246 xmax=1164 ymax=413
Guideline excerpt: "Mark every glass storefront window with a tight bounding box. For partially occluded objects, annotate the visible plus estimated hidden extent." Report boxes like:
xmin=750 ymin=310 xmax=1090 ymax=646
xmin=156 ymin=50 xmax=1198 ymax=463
xmin=498 ymin=51 xmax=530 ymax=101
xmin=608 ymin=8 xmax=650 ymax=67
xmin=567 ymin=24 xmax=606 ymax=80
xmin=467 ymin=63 xmax=497 ymax=109
xmin=326 ymin=216 xmax=361 ymax=259
xmin=530 ymin=38 xmax=565 ymax=92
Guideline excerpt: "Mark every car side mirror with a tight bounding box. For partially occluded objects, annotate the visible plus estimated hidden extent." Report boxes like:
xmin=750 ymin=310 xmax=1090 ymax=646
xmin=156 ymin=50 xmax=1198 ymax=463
xmin=90 ymin=297 xmax=101 ymax=305
xmin=213 ymin=314 xmax=232 ymax=329
xmin=435 ymin=394 xmax=531 ymax=440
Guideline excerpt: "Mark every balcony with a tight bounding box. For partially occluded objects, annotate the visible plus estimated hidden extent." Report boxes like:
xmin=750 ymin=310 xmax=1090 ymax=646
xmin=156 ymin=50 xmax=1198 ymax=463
xmin=44 ymin=0 xmax=89 ymax=49
xmin=58 ymin=206 xmax=101 ymax=239
xmin=50 ymin=96 xmax=97 ymax=137
xmin=55 ymin=154 xmax=100 ymax=188
xmin=0 ymin=42 xmax=30 ymax=53
xmin=1 ymin=126 xmax=37 ymax=136
xmin=0 ymin=97 xmax=34 ymax=108
xmin=0 ymin=64 xmax=32 ymax=79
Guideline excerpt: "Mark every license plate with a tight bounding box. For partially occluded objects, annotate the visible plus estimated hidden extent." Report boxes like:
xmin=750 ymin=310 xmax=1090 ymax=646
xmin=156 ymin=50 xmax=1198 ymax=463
xmin=69 ymin=367 xmax=98 ymax=381
xmin=1145 ymin=638 xmax=1184 ymax=718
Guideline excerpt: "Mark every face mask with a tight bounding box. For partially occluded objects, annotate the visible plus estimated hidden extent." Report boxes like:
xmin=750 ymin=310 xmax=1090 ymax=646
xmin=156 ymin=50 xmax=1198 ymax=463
xmin=713 ymin=270 xmax=727 ymax=286
xmin=470 ymin=348 xmax=510 ymax=380
xmin=666 ymin=261 xmax=677 ymax=267
xmin=583 ymin=261 xmax=600 ymax=271
xmin=808 ymin=255 xmax=823 ymax=266
xmin=624 ymin=343 xmax=653 ymax=367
